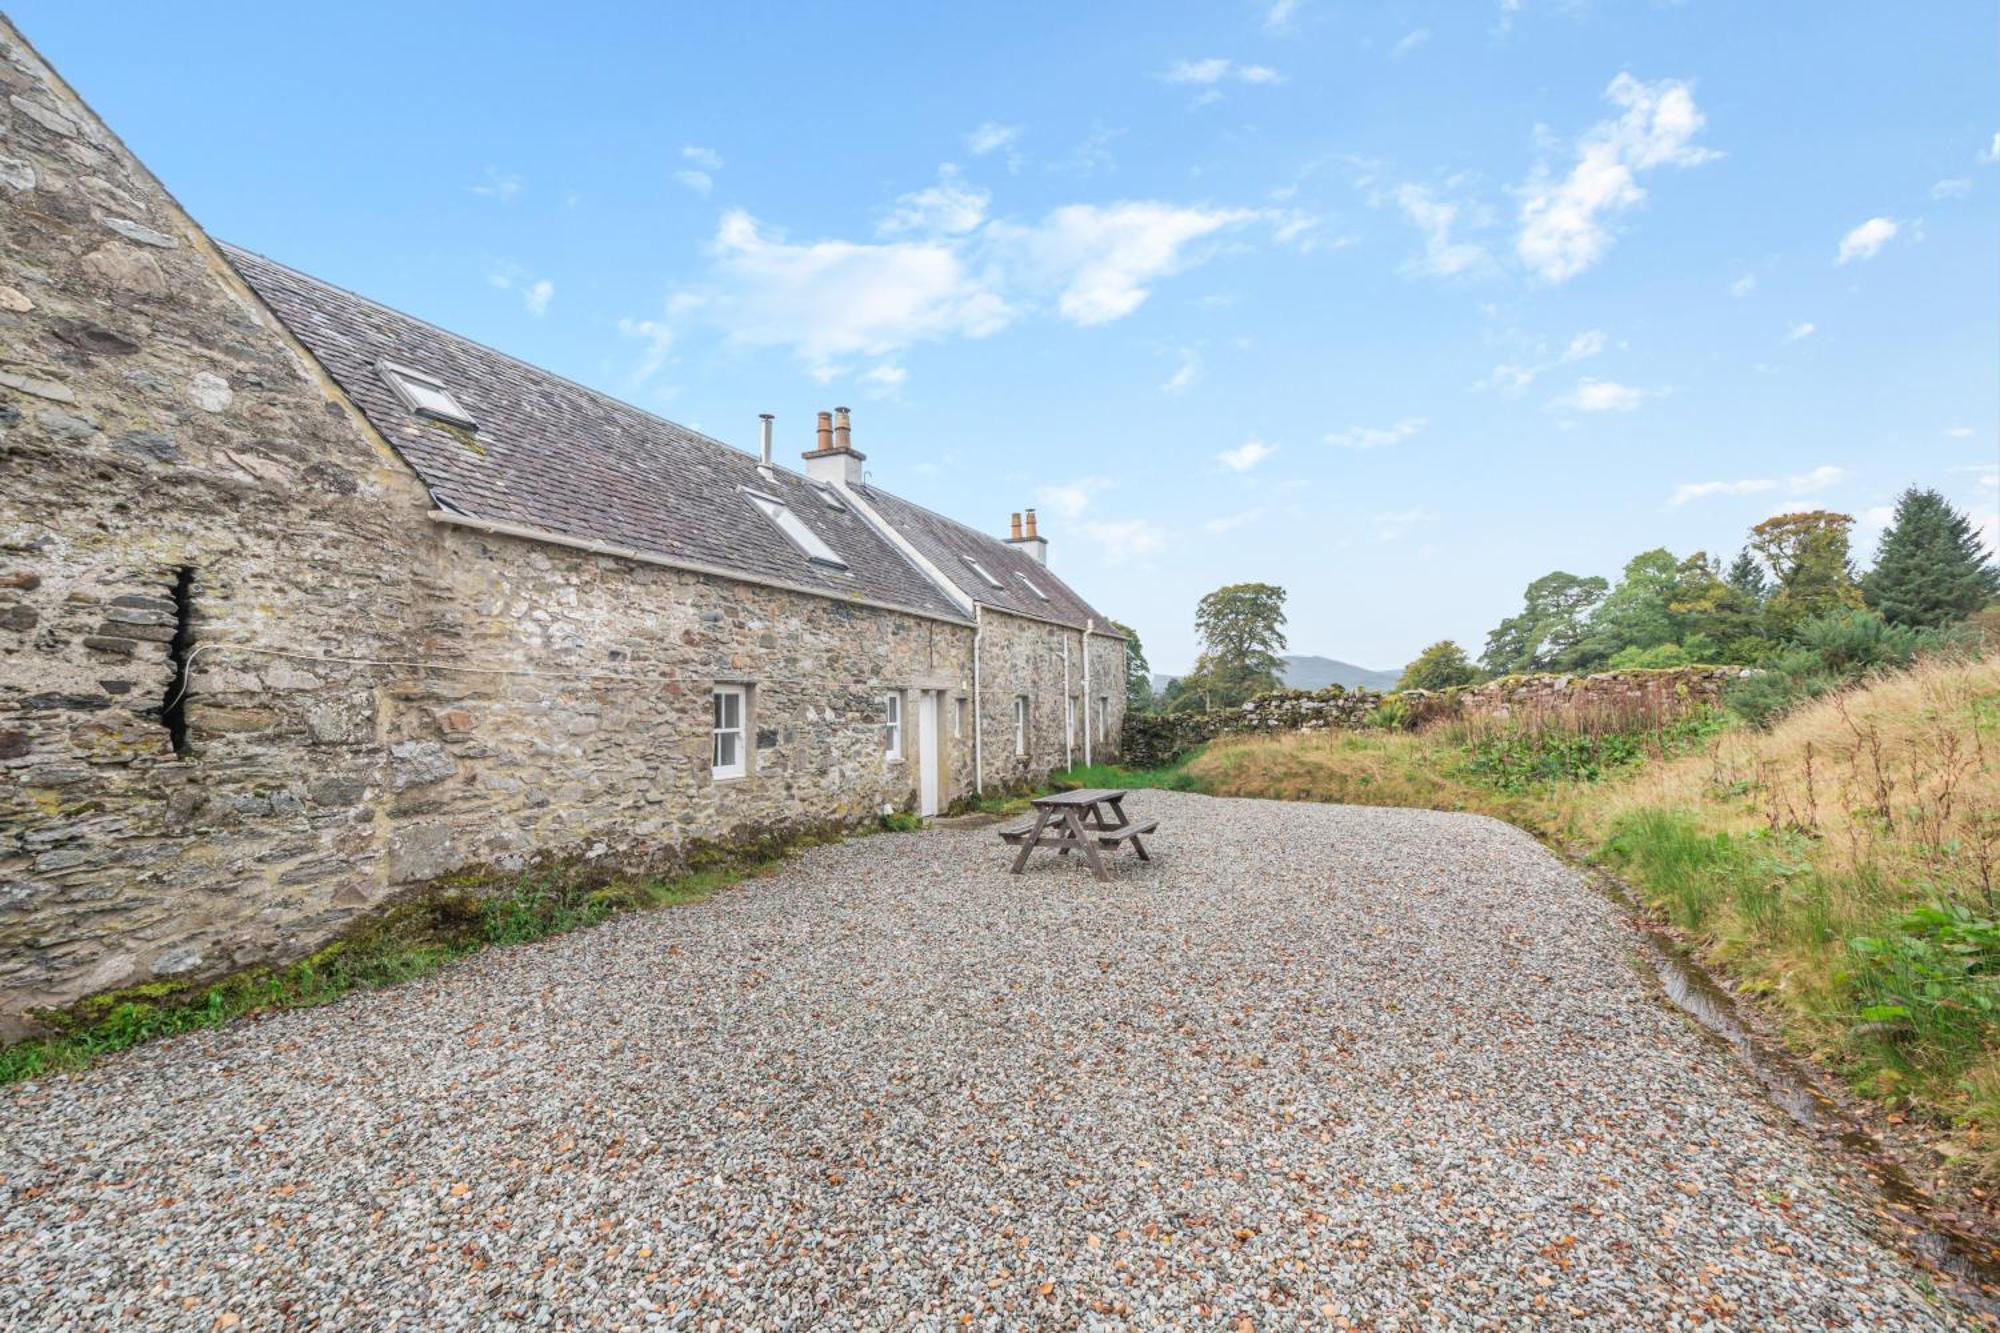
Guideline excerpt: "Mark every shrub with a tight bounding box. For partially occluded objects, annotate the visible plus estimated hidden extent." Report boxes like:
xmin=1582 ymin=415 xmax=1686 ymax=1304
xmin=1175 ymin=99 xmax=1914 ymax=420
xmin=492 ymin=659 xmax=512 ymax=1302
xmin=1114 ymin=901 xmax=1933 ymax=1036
xmin=1607 ymin=642 xmax=1693 ymax=669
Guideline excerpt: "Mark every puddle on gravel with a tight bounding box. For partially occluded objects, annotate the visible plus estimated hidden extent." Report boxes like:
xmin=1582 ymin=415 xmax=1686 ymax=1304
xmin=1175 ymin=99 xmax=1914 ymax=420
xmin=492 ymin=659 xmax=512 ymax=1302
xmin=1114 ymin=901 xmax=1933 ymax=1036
xmin=1588 ymin=868 xmax=2000 ymax=1321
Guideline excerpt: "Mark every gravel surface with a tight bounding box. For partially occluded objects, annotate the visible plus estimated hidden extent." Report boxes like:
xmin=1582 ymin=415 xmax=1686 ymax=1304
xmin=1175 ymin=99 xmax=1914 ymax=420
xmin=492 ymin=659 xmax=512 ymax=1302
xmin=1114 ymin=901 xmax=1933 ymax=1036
xmin=0 ymin=791 xmax=1967 ymax=1328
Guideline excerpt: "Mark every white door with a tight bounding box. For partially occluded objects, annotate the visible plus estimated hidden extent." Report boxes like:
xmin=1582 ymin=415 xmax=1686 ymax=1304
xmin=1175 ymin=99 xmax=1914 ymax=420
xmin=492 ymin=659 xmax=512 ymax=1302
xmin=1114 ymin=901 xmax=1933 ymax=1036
xmin=918 ymin=691 xmax=941 ymax=816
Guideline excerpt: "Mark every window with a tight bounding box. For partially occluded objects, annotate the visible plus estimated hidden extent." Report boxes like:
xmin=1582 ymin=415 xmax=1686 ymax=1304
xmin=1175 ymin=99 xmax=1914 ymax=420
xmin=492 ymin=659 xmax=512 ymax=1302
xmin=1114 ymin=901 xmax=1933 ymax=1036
xmin=742 ymin=488 xmax=848 ymax=569
xmin=1016 ymin=572 xmax=1049 ymax=601
xmin=883 ymin=693 xmax=903 ymax=759
xmin=963 ymin=556 xmax=1004 ymax=589
xmin=954 ymin=697 xmax=967 ymax=739
xmin=1098 ymin=697 xmax=1110 ymax=743
xmin=712 ymin=686 xmax=747 ymax=779
xmin=1013 ymin=696 xmax=1028 ymax=756
xmin=811 ymin=484 xmax=847 ymax=511
xmin=377 ymin=359 xmax=476 ymax=429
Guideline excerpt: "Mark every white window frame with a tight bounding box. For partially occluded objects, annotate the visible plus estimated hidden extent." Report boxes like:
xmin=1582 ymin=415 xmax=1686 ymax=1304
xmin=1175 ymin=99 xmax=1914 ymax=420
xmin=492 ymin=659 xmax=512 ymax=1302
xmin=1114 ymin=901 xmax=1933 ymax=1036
xmin=1098 ymin=697 xmax=1110 ymax=743
xmin=963 ymin=556 xmax=1004 ymax=589
xmin=954 ymin=696 xmax=966 ymax=739
xmin=1016 ymin=571 xmax=1049 ymax=601
xmin=1013 ymin=696 xmax=1028 ymax=756
xmin=742 ymin=487 xmax=849 ymax=570
xmin=811 ymin=483 xmax=847 ymax=511
xmin=711 ymin=685 xmax=747 ymax=779
xmin=377 ymin=359 xmax=476 ymax=429
xmin=883 ymin=692 xmax=903 ymax=761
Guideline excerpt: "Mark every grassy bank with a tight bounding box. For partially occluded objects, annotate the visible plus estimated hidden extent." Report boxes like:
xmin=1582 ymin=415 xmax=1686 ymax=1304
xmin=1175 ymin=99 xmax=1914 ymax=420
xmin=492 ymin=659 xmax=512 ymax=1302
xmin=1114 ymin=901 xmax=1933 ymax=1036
xmin=1067 ymin=654 xmax=2000 ymax=1178
xmin=0 ymin=838 xmax=821 ymax=1084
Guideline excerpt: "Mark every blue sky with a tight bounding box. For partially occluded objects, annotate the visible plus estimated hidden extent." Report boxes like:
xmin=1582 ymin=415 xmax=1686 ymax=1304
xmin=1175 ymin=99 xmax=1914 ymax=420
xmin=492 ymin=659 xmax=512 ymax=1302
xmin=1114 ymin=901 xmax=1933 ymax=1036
xmin=17 ymin=1 xmax=1996 ymax=672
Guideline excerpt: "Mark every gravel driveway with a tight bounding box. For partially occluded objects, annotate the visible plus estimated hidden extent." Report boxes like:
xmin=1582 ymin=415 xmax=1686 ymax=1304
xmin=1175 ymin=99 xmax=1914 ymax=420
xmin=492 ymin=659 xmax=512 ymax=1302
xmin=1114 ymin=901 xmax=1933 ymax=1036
xmin=0 ymin=792 xmax=1964 ymax=1328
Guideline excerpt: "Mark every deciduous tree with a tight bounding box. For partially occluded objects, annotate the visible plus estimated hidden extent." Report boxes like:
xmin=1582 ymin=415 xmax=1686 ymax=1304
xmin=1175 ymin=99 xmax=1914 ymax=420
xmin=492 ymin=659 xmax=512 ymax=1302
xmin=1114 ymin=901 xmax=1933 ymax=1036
xmin=1750 ymin=510 xmax=1861 ymax=632
xmin=1187 ymin=582 xmax=1288 ymax=707
xmin=1397 ymin=640 xmax=1481 ymax=691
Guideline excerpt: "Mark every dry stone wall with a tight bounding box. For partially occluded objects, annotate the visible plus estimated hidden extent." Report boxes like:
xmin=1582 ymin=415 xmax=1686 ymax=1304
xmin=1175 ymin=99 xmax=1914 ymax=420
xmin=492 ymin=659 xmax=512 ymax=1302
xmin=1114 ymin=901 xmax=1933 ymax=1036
xmin=1121 ymin=666 xmax=1748 ymax=767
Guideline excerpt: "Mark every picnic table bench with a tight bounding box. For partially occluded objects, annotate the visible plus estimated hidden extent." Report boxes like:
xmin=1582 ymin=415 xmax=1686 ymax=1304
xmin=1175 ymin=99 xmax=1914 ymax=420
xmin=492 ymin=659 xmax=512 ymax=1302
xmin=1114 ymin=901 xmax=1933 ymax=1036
xmin=998 ymin=787 xmax=1155 ymax=882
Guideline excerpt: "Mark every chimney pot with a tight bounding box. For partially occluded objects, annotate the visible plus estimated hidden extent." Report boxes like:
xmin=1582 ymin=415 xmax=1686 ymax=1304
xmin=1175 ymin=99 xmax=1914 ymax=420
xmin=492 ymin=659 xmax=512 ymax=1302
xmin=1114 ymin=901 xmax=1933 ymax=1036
xmin=758 ymin=413 xmax=774 ymax=467
xmin=1024 ymin=509 xmax=1039 ymax=539
xmin=1009 ymin=512 xmax=1023 ymax=541
xmin=815 ymin=411 xmax=833 ymax=453
xmin=832 ymin=406 xmax=851 ymax=452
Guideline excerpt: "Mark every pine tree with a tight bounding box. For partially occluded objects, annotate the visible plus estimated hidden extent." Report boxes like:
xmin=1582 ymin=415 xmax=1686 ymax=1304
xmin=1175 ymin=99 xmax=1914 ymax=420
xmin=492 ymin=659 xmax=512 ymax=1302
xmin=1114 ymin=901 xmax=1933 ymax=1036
xmin=1725 ymin=547 xmax=1768 ymax=601
xmin=1863 ymin=487 xmax=2000 ymax=628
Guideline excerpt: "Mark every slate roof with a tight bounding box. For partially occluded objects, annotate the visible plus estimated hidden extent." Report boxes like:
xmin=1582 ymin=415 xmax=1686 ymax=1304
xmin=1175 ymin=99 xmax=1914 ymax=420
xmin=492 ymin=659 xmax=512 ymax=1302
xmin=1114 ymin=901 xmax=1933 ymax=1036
xmin=854 ymin=485 xmax=1122 ymax=635
xmin=223 ymin=245 xmax=966 ymax=623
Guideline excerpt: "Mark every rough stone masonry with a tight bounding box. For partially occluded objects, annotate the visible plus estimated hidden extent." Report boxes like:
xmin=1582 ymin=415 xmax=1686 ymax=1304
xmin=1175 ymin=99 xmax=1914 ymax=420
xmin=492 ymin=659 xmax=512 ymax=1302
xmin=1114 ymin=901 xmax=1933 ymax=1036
xmin=0 ymin=20 xmax=1123 ymax=1037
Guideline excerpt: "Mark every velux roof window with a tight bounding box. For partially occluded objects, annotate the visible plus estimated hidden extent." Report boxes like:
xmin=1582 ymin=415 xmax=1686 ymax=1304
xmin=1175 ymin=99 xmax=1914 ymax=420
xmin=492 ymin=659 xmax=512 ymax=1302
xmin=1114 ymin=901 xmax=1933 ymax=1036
xmin=811 ymin=484 xmax=847 ymax=512
xmin=962 ymin=555 xmax=1004 ymax=589
xmin=378 ymin=359 xmax=476 ymax=429
xmin=1016 ymin=571 xmax=1049 ymax=601
xmin=742 ymin=488 xmax=847 ymax=570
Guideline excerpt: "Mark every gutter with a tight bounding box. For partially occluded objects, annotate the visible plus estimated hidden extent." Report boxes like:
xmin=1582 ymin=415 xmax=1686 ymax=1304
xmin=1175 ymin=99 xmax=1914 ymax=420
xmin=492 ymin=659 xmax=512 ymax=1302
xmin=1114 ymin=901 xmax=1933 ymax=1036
xmin=428 ymin=511 xmax=977 ymax=630
xmin=1082 ymin=618 xmax=1093 ymax=767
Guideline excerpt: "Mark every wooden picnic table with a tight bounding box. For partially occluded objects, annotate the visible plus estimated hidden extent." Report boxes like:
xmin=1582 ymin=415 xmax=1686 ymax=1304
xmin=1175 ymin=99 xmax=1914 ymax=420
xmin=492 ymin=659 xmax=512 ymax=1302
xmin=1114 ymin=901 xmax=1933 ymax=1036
xmin=997 ymin=787 xmax=1157 ymax=882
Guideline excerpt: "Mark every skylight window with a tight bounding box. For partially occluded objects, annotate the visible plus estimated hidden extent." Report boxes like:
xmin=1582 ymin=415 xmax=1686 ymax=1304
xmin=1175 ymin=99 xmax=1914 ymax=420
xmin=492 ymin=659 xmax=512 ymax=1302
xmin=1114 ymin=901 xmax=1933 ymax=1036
xmin=1016 ymin=571 xmax=1049 ymax=601
xmin=962 ymin=556 xmax=1004 ymax=589
xmin=377 ymin=359 xmax=475 ymax=429
xmin=742 ymin=488 xmax=847 ymax=569
xmin=811 ymin=484 xmax=847 ymax=512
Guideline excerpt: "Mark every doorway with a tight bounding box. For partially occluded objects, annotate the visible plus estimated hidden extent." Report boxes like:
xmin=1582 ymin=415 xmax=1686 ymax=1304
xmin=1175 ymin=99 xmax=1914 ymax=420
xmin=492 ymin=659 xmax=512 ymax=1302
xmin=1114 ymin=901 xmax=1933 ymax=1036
xmin=918 ymin=690 xmax=941 ymax=817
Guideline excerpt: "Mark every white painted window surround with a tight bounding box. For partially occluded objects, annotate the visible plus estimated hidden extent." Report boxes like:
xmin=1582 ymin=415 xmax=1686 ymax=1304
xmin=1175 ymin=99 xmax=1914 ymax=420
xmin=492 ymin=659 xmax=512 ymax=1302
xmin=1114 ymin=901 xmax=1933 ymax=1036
xmin=742 ymin=488 xmax=848 ymax=569
xmin=377 ymin=359 xmax=476 ymax=429
xmin=712 ymin=686 xmax=747 ymax=779
xmin=883 ymin=692 xmax=903 ymax=759
xmin=1013 ymin=696 xmax=1028 ymax=756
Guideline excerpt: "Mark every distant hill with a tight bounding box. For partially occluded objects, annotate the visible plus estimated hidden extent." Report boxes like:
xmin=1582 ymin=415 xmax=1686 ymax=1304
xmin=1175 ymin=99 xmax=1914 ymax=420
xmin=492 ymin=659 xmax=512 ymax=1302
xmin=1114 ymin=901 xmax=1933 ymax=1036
xmin=1151 ymin=655 xmax=1401 ymax=697
xmin=1280 ymin=655 xmax=1402 ymax=692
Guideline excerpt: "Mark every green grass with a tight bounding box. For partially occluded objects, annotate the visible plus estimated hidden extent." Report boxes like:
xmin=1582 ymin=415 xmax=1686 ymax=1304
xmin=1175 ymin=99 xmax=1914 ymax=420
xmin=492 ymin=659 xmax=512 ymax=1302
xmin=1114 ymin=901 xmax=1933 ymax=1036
xmin=1046 ymin=753 xmax=1209 ymax=794
xmin=0 ymin=852 xmax=791 ymax=1085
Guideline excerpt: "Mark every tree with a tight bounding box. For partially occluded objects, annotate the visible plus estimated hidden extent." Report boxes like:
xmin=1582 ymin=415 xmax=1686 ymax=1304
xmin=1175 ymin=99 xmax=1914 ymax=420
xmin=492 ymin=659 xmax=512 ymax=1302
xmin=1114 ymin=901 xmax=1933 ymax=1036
xmin=1750 ymin=510 xmax=1861 ymax=633
xmin=1725 ymin=547 xmax=1769 ymax=602
xmin=1862 ymin=487 xmax=2000 ymax=628
xmin=1574 ymin=549 xmax=1682 ymax=667
xmin=1109 ymin=621 xmax=1154 ymax=712
xmin=1186 ymin=582 xmax=1287 ymax=707
xmin=1397 ymin=640 xmax=1481 ymax=691
xmin=1480 ymin=571 xmax=1608 ymax=674
xmin=1668 ymin=552 xmax=1768 ymax=662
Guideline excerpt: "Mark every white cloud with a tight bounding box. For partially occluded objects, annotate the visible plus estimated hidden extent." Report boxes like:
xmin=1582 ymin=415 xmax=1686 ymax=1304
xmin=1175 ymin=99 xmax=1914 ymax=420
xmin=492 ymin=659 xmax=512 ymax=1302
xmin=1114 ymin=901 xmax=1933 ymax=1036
xmin=1549 ymin=377 xmax=1655 ymax=412
xmin=1204 ymin=508 xmax=1266 ymax=536
xmin=1161 ymin=58 xmax=1284 ymax=87
xmin=1933 ymin=177 xmax=1972 ymax=201
xmin=1217 ymin=438 xmax=1277 ymax=471
xmin=1326 ymin=417 xmax=1426 ymax=449
xmin=1053 ymin=124 xmax=1124 ymax=175
xmin=1984 ymin=132 xmax=2000 ymax=164
xmin=1946 ymin=425 xmax=1975 ymax=439
xmin=1516 ymin=73 xmax=1719 ymax=282
xmin=1783 ymin=320 xmax=1815 ymax=343
xmin=674 ymin=169 xmax=713 ymax=196
xmin=1372 ymin=507 xmax=1434 ymax=541
xmin=878 ymin=166 xmax=990 ymax=236
xmin=1476 ymin=327 xmax=1605 ymax=393
xmin=966 ymin=122 xmax=1022 ymax=156
xmin=488 ymin=265 xmax=554 ymax=316
xmin=1264 ymin=0 xmax=1301 ymax=33
xmin=470 ymin=168 xmax=523 ymax=201
xmin=1670 ymin=463 xmax=1845 ymax=507
xmin=1836 ymin=216 xmax=1899 ymax=264
xmin=992 ymin=201 xmax=1256 ymax=325
xmin=617 ymin=317 xmax=675 ymax=382
xmin=859 ymin=362 xmax=906 ymax=400
xmin=1394 ymin=183 xmax=1487 ymax=276
xmin=682 ymin=209 xmax=1012 ymax=368
xmin=682 ymin=144 xmax=724 ymax=171
xmin=1389 ymin=28 xmax=1431 ymax=59
xmin=1162 ymin=347 xmax=1202 ymax=395
xmin=1671 ymin=478 xmax=1777 ymax=506
xmin=523 ymin=279 xmax=554 ymax=317
xmin=1078 ymin=518 xmax=1167 ymax=564
xmin=1035 ymin=477 xmax=1112 ymax=521
xmin=1729 ymin=272 xmax=1756 ymax=298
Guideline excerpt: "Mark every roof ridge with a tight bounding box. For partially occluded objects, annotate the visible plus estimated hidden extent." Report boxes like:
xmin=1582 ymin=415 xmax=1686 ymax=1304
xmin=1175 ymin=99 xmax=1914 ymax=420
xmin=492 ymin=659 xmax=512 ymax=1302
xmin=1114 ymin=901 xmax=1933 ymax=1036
xmin=858 ymin=481 xmax=1098 ymax=602
xmin=218 ymin=240 xmax=784 ymax=476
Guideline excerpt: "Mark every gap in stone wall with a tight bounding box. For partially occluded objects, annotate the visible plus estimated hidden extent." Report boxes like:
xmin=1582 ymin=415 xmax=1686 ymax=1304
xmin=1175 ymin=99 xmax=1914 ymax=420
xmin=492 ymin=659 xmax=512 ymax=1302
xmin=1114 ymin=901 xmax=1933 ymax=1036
xmin=160 ymin=566 xmax=195 ymax=757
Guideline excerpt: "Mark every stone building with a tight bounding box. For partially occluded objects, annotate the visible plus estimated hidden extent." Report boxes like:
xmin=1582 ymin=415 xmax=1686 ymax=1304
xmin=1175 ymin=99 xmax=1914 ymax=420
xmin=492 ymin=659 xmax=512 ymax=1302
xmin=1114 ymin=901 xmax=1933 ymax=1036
xmin=0 ymin=20 xmax=1126 ymax=1036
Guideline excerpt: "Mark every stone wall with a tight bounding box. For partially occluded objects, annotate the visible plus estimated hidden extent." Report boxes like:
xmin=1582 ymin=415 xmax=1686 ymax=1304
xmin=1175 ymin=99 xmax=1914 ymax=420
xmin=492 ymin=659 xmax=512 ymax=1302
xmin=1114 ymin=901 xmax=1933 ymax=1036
xmin=1121 ymin=666 xmax=1748 ymax=767
xmin=974 ymin=610 xmax=1125 ymax=787
xmin=0 ymin=23 xmax=1111 ymax=1037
